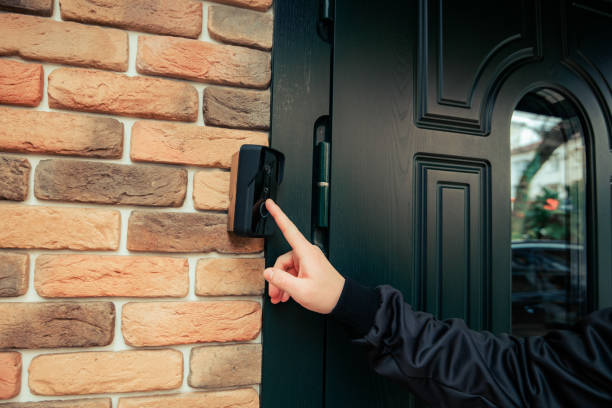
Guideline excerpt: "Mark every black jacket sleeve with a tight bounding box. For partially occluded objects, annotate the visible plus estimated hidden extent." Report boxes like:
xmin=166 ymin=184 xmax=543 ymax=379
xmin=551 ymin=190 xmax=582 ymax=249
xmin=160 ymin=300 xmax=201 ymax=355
xmin=330 ymin=278 xmax=612 ymax=408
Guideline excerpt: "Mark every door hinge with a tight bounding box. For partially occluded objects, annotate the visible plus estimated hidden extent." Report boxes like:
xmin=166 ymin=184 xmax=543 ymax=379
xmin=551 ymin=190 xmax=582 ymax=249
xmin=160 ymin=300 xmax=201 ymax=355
xmin=312 ymin=116 xmax=331 ymax=253
xmin=318 ymin=0 xmax=334 ymax=43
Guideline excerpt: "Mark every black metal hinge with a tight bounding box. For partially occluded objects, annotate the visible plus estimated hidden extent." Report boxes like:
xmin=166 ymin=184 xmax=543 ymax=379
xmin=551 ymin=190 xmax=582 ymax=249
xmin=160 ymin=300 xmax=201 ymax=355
xmin=318 ymin=0 xmax=334 ymax=43
xmin=312 ymin=116 xmax=331 ymax=254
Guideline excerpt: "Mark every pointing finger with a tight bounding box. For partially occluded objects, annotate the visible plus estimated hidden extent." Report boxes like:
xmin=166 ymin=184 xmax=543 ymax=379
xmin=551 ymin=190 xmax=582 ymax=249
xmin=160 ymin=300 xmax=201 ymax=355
xmin=266 ymin=199 xmax=311 ymax=252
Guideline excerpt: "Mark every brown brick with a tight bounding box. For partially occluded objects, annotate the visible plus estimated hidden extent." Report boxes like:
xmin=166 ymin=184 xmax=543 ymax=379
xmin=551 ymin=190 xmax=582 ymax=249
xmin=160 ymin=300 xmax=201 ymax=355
xmin=196 ymin=258 xmax=264 ymax=296
xmin=208 ymin=5 xmax=272 ymax=50
xmin=137 ymin=35 xmax=270 ymax=89
xmin=28 ymin=350 xmax=182 ymax=395
xmin=0 ymin=205 xmax=120 ymax=250
xmin=0 ymin=156 xmax=30 ymax=201
xmin=35 ymin=254 xmax=188 ymax=298
xmin=130 ymin=121 xmax=268 ymax=168
xmin=0 ymin=302 xmax=114 ymax=349
xmin=0 ymin=13 xmax=127 ymax=71
xmin=0 ymin=59 xmax=43 ymax=107
xmin=203 ymin=86 xmax=270 ymax=130
xmin=208 ymin=0 xmax=271 ymax=12
xmin=193 ymin=170 xmax=230 ymax=210
xmin=48 ymin=68 xmax=198 ymax=121
xmin=118 ymin=388 xmax=259 ymax=408
xmin=0 ymin=0 xmax=53 ymax=16
xmin=122 ymin=301 xmax=261 ymax=346
xmin=0 ymin=252 xmax=28 ymax=297
xmin=189 ymin=344 xmax=261 ymax=389
xmin=0 ymin=352 xmax=21 ymax=400
xmin=0 ymin=399 xmax=111 ymax=408
xmin=60 ymin=0 xmax=202 ymax=38
xmin=0 ymin=107 xmax=123 ymax=158
xmin=34 ymin=159 xmax=187 ymax=207
xmin=127 ymin=211 xmax=263 ymax=253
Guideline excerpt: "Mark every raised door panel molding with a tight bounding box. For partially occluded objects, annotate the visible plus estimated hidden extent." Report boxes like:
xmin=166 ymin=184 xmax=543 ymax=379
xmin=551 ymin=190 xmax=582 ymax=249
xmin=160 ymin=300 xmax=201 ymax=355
xmin=416 ymin=0 xmax=542 ymax=135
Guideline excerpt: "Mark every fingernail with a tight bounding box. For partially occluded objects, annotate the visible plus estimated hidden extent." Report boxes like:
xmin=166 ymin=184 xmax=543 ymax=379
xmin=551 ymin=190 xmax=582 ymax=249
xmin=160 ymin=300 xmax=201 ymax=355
xmin=264 ymin=268 xmax=274 ymax=281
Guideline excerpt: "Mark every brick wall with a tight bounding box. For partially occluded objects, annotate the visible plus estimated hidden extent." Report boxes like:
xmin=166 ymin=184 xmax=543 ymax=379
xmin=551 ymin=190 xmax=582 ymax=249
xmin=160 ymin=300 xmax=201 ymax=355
xmin=0 ymin=1 xmax=272 ymax=406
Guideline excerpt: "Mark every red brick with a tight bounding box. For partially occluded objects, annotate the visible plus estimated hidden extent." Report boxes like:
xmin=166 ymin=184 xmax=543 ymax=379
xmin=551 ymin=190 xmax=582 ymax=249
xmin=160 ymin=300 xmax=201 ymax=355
xmin=203 ymin=86 xmax=270 ymax=130
xmin=0 ymin=107 xmax=123 ymax=158
xmin=189 ymin=344 xmax=261 ymax=388
xmin=208 ymin=0 xmax=271 ymax=12
xmin=0 ymin=59 xmax=43 ymax=107
xmin=0 ymin=0 xmax=53 ymax=16
xmin=137 ymin=35 xmax=270 ymax=89
xmin=0 ymin=399 xmax=111 ymax=408
xmin=0 ymin=352 xmax=21 ymax=400
xmin=0 ymin=155 xmax=30 ymax=201
xmin=0 ymin=13 xmax=128 ymax=71
xmin=127 ymin=211 xmax=264 ymax=254
xmin=118 ymin=388 xmax=259 ymax=408
xmin=208 ymin=5 xmax=273 ymax=50
xmin=48 ymin=68 xmax=198 ymax=121
xmin=196 ymin=258 xmax=264 ymax=296
xmin=122 ymin=301 xmax=261 ymax=346
xmin=130 ymin=121 xmax=268 ymax=168
xmin=193 ymin=170 xmax=230 ymax=210
xmin=28 ymin=350 xmax=182 ymax=395
xmin=60 ymin=0 xmax=202 ymax=38
xmin=0 ymin=205 xmax=120 ymax=250
xmin=35 ymin=254 xmax=188 ymax=298
xmin=0 ymin=252 xmax=28 ymax=297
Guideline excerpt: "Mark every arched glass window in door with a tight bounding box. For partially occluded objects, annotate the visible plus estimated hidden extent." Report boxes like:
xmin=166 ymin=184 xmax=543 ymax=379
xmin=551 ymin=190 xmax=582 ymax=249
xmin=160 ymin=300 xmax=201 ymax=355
xmin=510 ymin=89 xmax=587 ymax=337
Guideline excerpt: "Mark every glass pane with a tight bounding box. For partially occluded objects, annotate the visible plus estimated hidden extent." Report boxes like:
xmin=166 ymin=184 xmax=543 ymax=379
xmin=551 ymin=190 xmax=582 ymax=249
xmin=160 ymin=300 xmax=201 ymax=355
xmin=510 ymin=89 xmax=587 ymax=337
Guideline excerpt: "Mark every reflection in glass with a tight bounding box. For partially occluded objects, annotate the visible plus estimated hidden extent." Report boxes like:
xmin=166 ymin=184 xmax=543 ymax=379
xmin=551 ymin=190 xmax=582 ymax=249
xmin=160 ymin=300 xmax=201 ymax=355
xmin=510 ymin=89 xmax=587 ymax=337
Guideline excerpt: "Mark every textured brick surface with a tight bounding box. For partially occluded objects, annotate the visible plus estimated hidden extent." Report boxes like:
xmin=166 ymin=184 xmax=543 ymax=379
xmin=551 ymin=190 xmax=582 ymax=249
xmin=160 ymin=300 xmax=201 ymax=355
xmin=48 ymin=68 xmax=198 ymax=121
xmin=0 ymin=252 xmax=28 ymax=297
xmin=35 ymin=255 xmax=189 ymax=298
xmin=0 ymin=399 xmax=111 ymax=408
xmin=0 ymin=156 xmax=30 ymax=201
xmin=137 ymin=35 xmax=270 ymax=89
xmin=131 ymin=121 xmax=268 ymax=168
xmin=0 ymin=205 xmax=120 ymax=250
xmin=0 ymin=302 xmax=114 ymax=349
xmin=118 ymin=388 xmax=259 ymax=408
xmin=122 ymin=301 xmax=261 ymax=346
xmin=193 ymin=171 xmax=230 ymax=210
xmin=0 ymin=59 xmax=43 ymax=107
xmin=0 ymin=0 xmax=53 ymax=16
xmin=208 ymin=5 xmax=273 ymax=50
xmin=209 ymin=0 xmax=271 ymax=12
xmin=60 ymin=0 xmax=202 ymax=38
xmin=196 ymin=258 xmax=264 ymax=296
xmin=189 ymin=344 xmax=261 ymax=388
xmin=0 ymin=13 xmax=128 ymax=71
xmin=28 ymin=350 xmax=182 ymax=395
xmin=127 ymin=211 xmax=264 ymax=253
xmin=203 ymin=86 xmax=270 ymax=130
xmin=0 ymin=107 xmax=123 ymax=158
xmin=35 ymin=159 xmax=187 ymax=206
xmin=0 ymin=352 xmax=21 ymax=400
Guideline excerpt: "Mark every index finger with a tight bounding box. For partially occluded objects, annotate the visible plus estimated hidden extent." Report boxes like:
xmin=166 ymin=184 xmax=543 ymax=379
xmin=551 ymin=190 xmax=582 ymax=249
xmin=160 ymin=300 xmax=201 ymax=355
xmin=265 ymin=199 xmax=311 ymax=251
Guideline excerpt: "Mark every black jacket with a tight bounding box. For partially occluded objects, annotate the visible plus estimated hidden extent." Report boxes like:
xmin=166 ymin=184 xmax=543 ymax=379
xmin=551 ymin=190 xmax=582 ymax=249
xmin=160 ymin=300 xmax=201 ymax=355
xmin=330 ymin=278 xmax=612 ymax=407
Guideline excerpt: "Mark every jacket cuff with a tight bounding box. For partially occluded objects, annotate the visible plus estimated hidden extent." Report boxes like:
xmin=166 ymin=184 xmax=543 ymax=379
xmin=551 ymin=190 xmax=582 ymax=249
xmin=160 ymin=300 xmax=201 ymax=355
xmin=329 ymin=277 xmax=380 ymax=337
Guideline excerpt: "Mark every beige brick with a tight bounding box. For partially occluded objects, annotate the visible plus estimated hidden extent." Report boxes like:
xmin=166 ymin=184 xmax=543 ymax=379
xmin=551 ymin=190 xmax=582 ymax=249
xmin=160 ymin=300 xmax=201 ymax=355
xmin=0 ymin=107 xmax=123 ymax=158
xmin=203 ymin=86 xmax=270 ymax=130
xmin=196 ymin=258 xmax=264 ymax=296
xmin=0 ymin=302 xmax=114 ymax=349
xmin=0 ymin=352 xmax=21 ymax=400
xmin=35 ymin=254 xmax=188 ymax=298
xmin=35 ymin=159 xmax=187 ymax=207
xmin=193 ymin=170 xmax=230 ymax=211
xmin=0 ymin=252 xmax=28 ymax=297
xmin=0 ymin=59 xmax=43 ymax=107
xmin=0 ymin=0 xmax=53 ymax=16
xmin=137 ymin=35 xmax=270 ymax=89
xmin=0 ymin=156 xmax=30 ymax=201
xmin=118 ymin=388 xmax=259 ymax=408
xmin=189 ymin=344 xmax=261 ymax=388
xmin=208 ymin=0 xmax=271 ymax=12
xmin=122 ymin=301 xmax=261 ymax=346
xmin=0 ymin=13 xmax=127 ymax=71
xmin=28 ymin=350 xmax=182 ymax=395
xmin=48 ymin=68 xmax=198 ymax=122
xmin=131 ymin=121 xmax=268 ymax=168
xmin=127 ymin=211 xmax=264 ymax=253
xmin=208 ymin=5 xmax=273 ymax=50
xmin=0 ymin=399 xmax=111 ymax=408
xmin=0 ymin=205 xmax=120 ymax=250
xmin=60 ymin=0 xmax=202 ymax=38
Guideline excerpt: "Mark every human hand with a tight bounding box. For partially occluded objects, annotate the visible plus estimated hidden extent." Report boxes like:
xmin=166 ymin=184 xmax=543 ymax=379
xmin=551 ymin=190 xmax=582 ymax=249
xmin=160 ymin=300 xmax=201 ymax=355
xmin=263 ymin=199 xmax=345 ymax=314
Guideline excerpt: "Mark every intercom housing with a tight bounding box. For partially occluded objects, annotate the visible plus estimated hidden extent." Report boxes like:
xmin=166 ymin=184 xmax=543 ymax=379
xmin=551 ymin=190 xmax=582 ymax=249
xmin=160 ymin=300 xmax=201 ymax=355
xmin=228 ymin=145 xmax=285 ymax=237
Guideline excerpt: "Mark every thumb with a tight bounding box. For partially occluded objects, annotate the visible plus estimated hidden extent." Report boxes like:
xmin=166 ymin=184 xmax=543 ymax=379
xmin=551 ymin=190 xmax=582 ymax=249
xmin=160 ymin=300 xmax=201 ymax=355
xmin=264 ymin=268 xmax=302 ymax=299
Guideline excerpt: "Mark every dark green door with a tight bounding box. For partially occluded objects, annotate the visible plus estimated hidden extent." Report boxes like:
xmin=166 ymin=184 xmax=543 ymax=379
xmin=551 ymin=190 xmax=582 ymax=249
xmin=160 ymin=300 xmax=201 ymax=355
xmin=263 ymin=0 xmax=612 ymax=407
